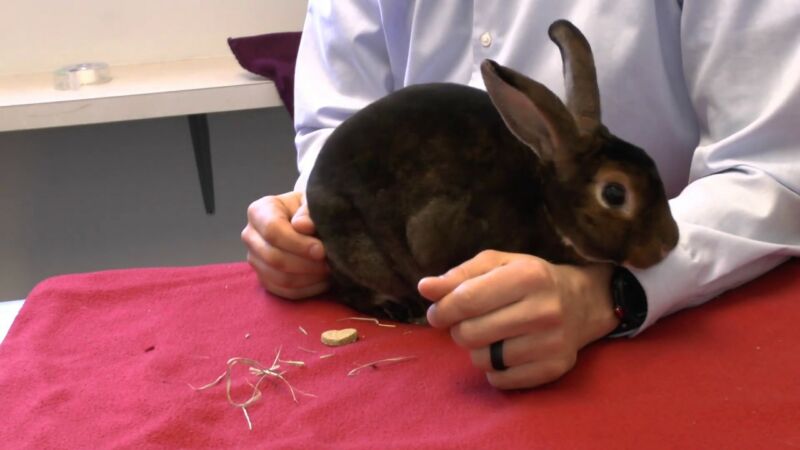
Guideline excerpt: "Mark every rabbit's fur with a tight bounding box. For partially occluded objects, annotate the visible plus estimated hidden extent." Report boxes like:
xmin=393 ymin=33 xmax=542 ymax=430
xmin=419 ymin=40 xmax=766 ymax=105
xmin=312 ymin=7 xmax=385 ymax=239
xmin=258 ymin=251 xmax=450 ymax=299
xmin=306 ymin=20 xmax=679 ymax=322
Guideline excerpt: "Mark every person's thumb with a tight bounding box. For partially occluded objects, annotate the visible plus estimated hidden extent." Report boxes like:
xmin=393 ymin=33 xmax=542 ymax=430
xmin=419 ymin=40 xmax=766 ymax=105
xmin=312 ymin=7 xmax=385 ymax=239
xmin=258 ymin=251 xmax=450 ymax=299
xmin=291 ymin=197 xmax=316 ymax=236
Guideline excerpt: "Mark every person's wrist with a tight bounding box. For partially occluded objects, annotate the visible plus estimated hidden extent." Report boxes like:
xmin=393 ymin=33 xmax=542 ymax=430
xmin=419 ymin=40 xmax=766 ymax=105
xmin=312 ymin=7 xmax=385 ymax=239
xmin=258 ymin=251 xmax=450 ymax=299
xmin=568 ymin=263 xmax=619 ymax=346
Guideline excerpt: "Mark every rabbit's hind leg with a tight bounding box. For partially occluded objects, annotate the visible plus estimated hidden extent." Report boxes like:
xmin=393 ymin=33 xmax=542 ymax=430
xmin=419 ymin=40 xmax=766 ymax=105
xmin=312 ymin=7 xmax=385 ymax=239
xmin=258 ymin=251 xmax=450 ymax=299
xmin=310 ymin=190 xmax=423 ymax=319
xmin=331 ymin=275 xmax=428 ymax=323
xmin=325 ymin=227 xmax=428 ymax=322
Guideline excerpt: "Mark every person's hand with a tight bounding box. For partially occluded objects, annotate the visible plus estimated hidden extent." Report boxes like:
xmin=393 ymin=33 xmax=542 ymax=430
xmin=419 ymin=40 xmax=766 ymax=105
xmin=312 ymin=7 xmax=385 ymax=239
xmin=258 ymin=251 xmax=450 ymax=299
xmin=418 ymin=250 xmax=618 ymax=389
xmin=241 ymin=191 xmax=330 ymax=298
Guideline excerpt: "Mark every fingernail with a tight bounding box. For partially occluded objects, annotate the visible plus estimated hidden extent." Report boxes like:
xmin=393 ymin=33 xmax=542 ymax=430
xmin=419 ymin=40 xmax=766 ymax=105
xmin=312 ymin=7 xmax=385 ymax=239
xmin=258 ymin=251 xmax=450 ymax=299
xmin=426 ymin=303 xmax=438 ymax=326
xmin=309 ymin=243 xmax=324 ymax=259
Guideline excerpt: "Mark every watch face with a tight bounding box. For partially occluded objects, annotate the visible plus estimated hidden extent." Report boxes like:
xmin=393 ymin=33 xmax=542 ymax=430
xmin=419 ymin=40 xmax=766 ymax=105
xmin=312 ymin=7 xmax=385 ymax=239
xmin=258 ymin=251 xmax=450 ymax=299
xmin=612 ymin=267 xmax=647 ymax=331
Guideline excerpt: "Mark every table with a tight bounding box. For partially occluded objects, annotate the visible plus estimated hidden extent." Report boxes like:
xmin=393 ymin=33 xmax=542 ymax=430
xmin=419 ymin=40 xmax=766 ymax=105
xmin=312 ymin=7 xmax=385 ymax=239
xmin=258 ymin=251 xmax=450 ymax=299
xmin=0 ymin=299 xmax=24 ymax=343
xmin=1 ymin=259 xmax=797 ymax=449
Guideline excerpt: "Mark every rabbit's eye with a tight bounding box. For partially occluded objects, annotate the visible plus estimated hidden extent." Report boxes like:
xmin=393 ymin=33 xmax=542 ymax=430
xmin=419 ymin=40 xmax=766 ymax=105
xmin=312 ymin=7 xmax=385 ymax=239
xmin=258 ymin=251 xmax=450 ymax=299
xmin=601 ymin=182 xmax=627 ymax=208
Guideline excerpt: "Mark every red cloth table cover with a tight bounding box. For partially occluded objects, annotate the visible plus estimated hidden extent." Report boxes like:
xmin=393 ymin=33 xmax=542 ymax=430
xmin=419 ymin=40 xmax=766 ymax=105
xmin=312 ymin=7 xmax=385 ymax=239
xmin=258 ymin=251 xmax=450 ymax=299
xmin=1 ymin=260 xmax=798 ymax=449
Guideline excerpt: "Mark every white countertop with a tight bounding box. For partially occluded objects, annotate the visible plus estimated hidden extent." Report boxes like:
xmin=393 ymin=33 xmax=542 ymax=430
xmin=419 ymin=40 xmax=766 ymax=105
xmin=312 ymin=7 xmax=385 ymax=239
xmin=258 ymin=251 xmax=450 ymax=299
xmin=0 ymin=56 xmax=282 ymax=132
xmin=0 ymin=300 xmax=24 ymax=343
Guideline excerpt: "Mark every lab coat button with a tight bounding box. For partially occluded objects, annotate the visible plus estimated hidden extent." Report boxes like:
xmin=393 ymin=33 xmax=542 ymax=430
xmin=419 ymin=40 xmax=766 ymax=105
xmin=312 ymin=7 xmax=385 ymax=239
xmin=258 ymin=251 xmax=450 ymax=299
xmin=480 ymin=32 xmax=492 ymax=47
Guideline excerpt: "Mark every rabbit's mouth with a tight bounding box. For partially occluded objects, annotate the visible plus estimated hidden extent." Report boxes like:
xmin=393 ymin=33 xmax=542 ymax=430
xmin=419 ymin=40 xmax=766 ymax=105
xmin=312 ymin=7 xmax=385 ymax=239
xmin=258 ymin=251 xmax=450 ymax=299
xmin=558 ymin=234 xmax=617 ymax=266
xmin=624 ymin=241 xmax=677 ymax=269
xmin=561 ymin=231 xmax=676 ymax=269
xmin=555 ymin=206 xmax=679 ymax=269
xmin=624 ymin=216 xmax=680 ymax=268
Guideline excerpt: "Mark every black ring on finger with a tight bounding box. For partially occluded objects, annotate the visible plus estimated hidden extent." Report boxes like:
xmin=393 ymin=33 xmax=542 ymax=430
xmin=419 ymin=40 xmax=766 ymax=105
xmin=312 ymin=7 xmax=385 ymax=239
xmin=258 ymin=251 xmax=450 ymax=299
xmin=490 ymin=340 xmax=508 ymax=371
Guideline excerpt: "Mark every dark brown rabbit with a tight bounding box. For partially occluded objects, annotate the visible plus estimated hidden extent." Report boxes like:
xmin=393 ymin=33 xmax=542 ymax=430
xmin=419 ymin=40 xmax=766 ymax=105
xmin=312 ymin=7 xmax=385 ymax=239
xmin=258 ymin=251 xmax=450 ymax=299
xmin=306 ymin=20 xmax=679 ymax=322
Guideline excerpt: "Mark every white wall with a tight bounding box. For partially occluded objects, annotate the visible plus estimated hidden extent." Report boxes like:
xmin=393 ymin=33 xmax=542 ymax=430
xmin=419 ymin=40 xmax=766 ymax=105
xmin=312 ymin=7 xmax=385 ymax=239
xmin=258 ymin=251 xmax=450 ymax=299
xmin=0 ymin=1 xmax=308 ymax=299
xmin=0 ymin=0 xmax=308 ymax=75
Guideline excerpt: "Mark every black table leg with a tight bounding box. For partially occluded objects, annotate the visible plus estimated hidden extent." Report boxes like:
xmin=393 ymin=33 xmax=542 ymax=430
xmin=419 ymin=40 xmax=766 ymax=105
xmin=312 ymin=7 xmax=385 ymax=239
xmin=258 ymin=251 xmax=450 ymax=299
xmin=188 ymin=114 xmax=215 ymax=215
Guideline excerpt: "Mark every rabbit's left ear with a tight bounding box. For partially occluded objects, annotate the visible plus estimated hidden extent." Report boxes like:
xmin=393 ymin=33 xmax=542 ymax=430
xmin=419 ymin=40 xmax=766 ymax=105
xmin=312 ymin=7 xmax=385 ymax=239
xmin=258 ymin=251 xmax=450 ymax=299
xmin=480 ymin=60 xmax=578 ymax=166
xmin=548 ymin=19 xmax=602 ymax=135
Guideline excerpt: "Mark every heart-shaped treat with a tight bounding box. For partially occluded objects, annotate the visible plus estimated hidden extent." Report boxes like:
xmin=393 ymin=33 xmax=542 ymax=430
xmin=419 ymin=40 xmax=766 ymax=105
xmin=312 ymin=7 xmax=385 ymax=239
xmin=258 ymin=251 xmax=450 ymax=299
xmin=320 ymin=328 xmax=359 ymax=346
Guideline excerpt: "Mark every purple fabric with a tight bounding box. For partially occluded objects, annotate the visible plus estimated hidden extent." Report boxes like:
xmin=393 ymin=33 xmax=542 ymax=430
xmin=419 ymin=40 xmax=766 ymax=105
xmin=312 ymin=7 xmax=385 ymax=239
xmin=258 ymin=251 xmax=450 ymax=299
xmin=228 ymin=32 xmax=302 ymax=117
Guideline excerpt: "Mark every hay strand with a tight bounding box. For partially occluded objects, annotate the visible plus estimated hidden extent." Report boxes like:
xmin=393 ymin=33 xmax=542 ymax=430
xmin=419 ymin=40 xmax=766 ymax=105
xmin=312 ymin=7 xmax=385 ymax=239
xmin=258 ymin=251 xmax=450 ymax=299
xmin=347 ymin=356 xmax=417 ymax=376
xmin=338 ymin=316 xmax=397 ymax=328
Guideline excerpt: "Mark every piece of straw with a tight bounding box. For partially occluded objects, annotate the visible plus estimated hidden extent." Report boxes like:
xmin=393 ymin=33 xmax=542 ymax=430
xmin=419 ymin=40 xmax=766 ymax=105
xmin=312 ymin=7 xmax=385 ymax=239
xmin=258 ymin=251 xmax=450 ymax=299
xmin=338 ymin=316 xmax=397 ymax=328
xmin=280 ymin=359 xmax=306 ymax=367
xmin=347 ymin=356 xmax=417 ymax=376
xmin=190 ymin=348 xmax=315 ymax=430
xmin=298 ymin=326 xmax=308 ymax=335
xmin=242 ymin=406 xmax=253 ymax=431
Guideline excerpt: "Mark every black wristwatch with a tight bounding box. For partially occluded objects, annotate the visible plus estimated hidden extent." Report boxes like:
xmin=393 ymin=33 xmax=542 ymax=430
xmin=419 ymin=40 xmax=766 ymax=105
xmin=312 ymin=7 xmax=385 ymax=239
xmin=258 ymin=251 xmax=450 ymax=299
xmin=609 ymin=266 xmax=648 ymax=334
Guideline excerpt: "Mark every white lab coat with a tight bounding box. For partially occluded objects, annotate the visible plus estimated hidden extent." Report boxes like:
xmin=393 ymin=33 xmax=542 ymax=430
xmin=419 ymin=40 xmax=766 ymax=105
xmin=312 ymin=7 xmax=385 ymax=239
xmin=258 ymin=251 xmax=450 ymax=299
xmin=292 ymin=0 xmax=800 ymax=333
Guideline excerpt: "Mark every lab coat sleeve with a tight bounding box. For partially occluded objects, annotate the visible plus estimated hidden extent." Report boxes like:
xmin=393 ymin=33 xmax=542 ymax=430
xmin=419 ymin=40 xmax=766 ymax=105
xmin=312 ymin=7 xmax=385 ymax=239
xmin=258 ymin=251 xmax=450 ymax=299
xmin=292 ymin=0 xmax=393 ymax=191
xmin=630 ymin=1 xmax=800 ymax=333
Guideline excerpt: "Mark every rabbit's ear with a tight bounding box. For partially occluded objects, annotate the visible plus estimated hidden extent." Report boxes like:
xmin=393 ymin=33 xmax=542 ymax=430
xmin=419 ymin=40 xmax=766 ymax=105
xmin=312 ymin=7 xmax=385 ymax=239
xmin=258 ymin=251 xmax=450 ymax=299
xmin=480 ymin=60 xmax=578 ymax=164
xmin=548 ymin=20 xmax=601 ymax=134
